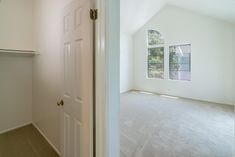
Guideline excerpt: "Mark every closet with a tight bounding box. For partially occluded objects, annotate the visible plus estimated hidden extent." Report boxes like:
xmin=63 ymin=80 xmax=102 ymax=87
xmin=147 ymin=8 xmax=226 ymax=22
xmin=0 ymin=0 xmax=61 ymax=155
xmin=0 ymin=0 xmax=35 ymax=134
xmin=0 ymin=0 xmax=93 ymax=156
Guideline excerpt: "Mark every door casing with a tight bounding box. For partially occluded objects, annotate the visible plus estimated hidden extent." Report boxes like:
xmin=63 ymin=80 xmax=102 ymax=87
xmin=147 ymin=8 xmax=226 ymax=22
xmin=94 ymin=0 xmax=120 ymax=157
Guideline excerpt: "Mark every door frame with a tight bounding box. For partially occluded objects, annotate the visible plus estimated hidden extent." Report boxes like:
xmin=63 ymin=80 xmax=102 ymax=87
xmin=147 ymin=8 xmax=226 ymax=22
xmin=94 ymin=0 xmax=120 ymax=157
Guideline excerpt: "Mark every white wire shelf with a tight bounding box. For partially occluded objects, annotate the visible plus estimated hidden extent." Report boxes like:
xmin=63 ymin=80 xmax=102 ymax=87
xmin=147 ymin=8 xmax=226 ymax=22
xmin=0 ymin=49 xmax=39 ymax=56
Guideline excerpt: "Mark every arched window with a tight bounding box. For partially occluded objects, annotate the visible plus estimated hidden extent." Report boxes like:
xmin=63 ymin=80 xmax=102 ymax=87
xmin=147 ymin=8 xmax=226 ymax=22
xmin=148 ymin=30 xmax=164 ymax=45
xmin=147 ymin=30 xmax=164 ymax=79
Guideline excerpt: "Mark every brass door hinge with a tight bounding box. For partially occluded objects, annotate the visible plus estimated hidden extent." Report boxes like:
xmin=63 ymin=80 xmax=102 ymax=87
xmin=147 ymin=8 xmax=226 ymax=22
xmin=90 ymin=9 xmax=98 ymax=20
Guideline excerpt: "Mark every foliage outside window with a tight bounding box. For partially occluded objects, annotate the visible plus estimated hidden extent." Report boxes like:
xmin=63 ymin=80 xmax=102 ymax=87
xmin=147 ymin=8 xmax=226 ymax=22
xmin=148 ymin=30 xmax=164 ymax=45
xmin=148 ymin=47 xmax=164 ymax=78
xmin=147 ymin=30 xmax=164 ymax=79
xmin=169 ymin=44 xmax=191 ymax=81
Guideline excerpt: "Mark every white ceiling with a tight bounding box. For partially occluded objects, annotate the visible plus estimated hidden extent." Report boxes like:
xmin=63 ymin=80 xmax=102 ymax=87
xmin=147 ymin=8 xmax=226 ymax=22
xmin=121 ymin=0 xmax=235 ymax=34
xmin=167 ymin=0 xmax=235 ymax=24
xmin=120 ymin=0 xmax=166 ymax=34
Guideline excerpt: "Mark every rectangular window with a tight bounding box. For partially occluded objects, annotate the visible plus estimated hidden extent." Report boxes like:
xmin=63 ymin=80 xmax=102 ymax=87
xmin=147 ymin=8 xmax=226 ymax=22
xmin=169 ymin=44 xmax=191 ymax=81
xmin=148 ymin=47 xmax=164 ymax=79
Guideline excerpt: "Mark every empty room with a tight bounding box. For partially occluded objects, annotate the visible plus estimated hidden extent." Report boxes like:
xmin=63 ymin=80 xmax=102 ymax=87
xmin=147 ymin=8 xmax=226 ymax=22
xmin=120 ymin=0 xmax=235 ymax=157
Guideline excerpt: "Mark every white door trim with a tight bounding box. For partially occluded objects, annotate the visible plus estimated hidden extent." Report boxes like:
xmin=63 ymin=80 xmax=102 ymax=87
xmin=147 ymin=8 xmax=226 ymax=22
xmin=95 ymin=0 xmax=107 ymax=157
xmin=95 ymin=0 xmax=120 ymax=157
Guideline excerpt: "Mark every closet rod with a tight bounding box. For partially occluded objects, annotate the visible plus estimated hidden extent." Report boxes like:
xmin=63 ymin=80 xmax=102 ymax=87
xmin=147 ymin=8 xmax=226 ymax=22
xmin=0 ymin=49 xmax=35 ymax=52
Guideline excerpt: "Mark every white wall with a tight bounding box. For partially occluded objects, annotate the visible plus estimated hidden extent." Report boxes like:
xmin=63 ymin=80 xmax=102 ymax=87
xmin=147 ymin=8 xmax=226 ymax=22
xmin=120 ymin=0 xmax=166 ymax=34
xmin=0 ymin=54 xmax=32 ymax=133
xmin=33 ymin=0 xmax=72 ymax=153
xmin=233 ymin=58 xmax=235 ymax=105
xmin=120 ymin=32 xmax=134 ymax=93
xmin=106 ymin=0 xmax=120 ymax=157
xmin=133 ymin=5 xmax=235 ymax=105
xmin=0 ymin=0 xmax=33 ymax=133
xmin=0 ymin=0 xmax=34 ymax=50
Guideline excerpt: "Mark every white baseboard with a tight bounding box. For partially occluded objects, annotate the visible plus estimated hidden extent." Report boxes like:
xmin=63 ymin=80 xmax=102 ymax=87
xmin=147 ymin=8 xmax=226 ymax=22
xmin=131 ymin=89 xmax=233 ymax=106
xmin=120 ymin=89 xmax=134 ymax=94
xmin=0 ymin=121 xmax=32 ymax=134
xmin=32 ymin=122 xmax=61 ymax=156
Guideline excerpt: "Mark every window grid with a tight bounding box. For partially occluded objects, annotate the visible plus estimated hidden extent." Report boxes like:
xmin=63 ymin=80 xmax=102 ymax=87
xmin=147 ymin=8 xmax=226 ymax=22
xmin=169 ymin=44 xmax=191 ymax=81
xmin=147 ymin=30 xmax=191 ymax=81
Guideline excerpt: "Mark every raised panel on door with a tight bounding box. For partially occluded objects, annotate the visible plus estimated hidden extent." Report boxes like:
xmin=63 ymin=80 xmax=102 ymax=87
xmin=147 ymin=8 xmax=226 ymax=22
xmin=74 ymin=120 xmax=82 ymax=157
xmin=75 ymin=8 xmax=82 ymax=29
xmin=63 ymin=113 xmax=71 ymax=157
xmin=74 ymin=39 xmax=83 ymax=102
xmin=63 ymin=43 xmax=72 ymax=98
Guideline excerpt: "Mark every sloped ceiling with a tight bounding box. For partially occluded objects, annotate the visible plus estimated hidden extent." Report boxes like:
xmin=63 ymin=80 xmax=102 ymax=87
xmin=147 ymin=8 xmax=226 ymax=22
xmin=120 ymin=0 xmax=166 ymax=34
xmin=121 ymin=0 xmax=235 ymax=34
xmin=167 ymin=0 xmax=235 ymax=24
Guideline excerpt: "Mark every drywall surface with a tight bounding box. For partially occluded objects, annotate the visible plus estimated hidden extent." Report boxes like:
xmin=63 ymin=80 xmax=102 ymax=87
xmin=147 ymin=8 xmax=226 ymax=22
xmin=33 ymin=0 xmax=72 ymax=152
xmin=120 ymin=32 xmax=134 ymax=93
xmin=120 ymin=0 xmax=166 ymax=34
xmin=106 ymin=0 xmax=120 ymax=156
xmin=0 ymin=0 xmax=34 ymax=50
xmin=0 ymin=54 xmax=32 ymax=133
xmin=0 ymin=0 xmax=33 ymax=133
xmin=233 ymin=58 xmax=235 ymax=105
xmin=133 ymin=5 xmax=235 ymax=105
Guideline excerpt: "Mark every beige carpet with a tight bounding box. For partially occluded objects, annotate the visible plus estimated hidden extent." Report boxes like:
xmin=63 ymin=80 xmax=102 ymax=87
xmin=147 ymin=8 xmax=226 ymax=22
xmin=120 ymin=91 xmax=234 ymax=157
xmin=0 ymin=124 xmax=58 ymax=157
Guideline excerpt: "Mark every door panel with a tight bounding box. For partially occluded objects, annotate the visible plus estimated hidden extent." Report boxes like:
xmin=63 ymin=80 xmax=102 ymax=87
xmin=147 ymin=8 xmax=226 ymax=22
xmin=63 ymin=113 xmax=71 ymax=157
xmin=74 ymin=40 xmax=83 ymax=101
xmin=64 ymin=43 xmax=72 ymax=97
xmin=61 ymin=0 xmax=92 ymax=157
xmin=74 ymin=120 xmax=82 ymax=157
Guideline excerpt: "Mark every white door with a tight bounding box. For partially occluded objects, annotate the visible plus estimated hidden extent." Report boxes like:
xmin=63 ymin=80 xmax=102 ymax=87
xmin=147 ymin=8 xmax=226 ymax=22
xmin=60 ymin=0 xmax=92 ymax=157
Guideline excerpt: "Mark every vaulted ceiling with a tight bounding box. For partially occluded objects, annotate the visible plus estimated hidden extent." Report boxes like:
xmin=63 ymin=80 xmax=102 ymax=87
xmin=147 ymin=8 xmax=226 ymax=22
xmin=120 ymin=0 xmax=166 ymax=34
xmin=121 ymin=0 xmax=235 ymax=34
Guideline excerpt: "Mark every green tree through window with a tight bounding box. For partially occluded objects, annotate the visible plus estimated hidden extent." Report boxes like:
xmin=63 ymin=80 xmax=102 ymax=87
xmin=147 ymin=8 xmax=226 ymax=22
xmin=148 ymin=30 xmax=164 ymax=45
xmin=148 ymin=47 xmax=164 ymax=78
xmin=147 ymin=30 xmax=164 ymax=79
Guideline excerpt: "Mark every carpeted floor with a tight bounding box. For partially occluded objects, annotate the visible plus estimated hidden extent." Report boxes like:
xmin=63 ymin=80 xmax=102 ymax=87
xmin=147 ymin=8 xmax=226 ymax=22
xmin=120 ymin=91 xmax=234 ymax=157
xmin=0 ymin=124 xmax=58 ymax=157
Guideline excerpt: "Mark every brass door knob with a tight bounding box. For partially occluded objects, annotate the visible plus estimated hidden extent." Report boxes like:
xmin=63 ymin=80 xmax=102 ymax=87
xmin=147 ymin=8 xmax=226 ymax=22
xmin=57 ymin=100 xmax=64 ymax=106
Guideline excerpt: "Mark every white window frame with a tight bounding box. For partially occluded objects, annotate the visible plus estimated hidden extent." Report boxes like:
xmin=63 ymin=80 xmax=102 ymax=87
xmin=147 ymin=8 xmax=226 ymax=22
xmin=146 ymin=30 xmax=165 ymax=79
xmin=168 ymin=43 xmax=192 ymax=82
xmin=145 ymin=29 xmax=192 ymax=82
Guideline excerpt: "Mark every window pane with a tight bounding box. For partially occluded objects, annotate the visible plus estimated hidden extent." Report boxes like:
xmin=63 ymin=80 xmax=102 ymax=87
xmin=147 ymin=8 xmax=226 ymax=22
xmin=169 ymin=71 xmax=191 ymax=81
xmin=170 ymin=63 xmax=190 ymax=71
xmin=148 ymin=30 xmax=164 ymax=45
xmin=148 ymin=47 xmax=164 ymax=79
xmin=169 ymin=44 xmax=191 ymax=81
